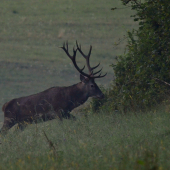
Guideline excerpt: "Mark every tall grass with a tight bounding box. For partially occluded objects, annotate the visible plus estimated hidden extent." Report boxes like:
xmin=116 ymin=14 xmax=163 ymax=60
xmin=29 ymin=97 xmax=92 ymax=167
xmin=0 ymin=107 xmax=170 ymax=169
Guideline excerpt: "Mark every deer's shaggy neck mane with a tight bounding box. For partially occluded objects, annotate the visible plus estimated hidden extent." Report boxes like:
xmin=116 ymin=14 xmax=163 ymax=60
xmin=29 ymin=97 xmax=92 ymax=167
xmin=60 ymin=82 xmax=89 ymax=111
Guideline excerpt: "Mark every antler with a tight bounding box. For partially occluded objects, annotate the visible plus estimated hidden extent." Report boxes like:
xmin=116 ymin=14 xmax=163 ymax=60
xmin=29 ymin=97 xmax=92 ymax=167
xmin=76 ymin=41 xmax=107 ymax=78
xmin=60 ymin=41 xmax=107 ymax=79
xmin=60 ymin=41 xmax=90 ymax=78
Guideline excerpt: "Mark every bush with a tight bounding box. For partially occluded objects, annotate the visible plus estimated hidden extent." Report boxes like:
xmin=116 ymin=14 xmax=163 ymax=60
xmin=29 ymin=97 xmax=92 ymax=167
xmin=91 ymin=0 xmax=170 ymax=113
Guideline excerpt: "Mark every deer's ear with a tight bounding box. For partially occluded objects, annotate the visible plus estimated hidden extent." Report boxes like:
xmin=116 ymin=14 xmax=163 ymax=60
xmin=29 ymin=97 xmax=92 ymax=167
xmin=80 ymin=74 xmax=89 ymax=83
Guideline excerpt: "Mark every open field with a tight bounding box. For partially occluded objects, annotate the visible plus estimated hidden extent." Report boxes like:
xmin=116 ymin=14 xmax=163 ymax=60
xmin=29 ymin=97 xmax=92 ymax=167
xmin=0 ymin=107 xmax=170 ymax=169
xmin=2 ymin=1 xmax=167 ymax=169
xmin=0 ymin=0 xmax=137 ymax=121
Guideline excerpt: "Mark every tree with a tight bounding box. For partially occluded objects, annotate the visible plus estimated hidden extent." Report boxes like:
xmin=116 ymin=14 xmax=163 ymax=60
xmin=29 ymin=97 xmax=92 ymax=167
xmin=92 ymin=0 xmax=170 ymax=112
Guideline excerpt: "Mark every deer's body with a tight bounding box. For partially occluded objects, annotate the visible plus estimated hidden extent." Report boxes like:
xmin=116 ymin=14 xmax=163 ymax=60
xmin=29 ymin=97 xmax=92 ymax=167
xmin=1 ymin=41 xmax=106 ymax=134
xmin=1 ymin=83 xmax=93 ymax=132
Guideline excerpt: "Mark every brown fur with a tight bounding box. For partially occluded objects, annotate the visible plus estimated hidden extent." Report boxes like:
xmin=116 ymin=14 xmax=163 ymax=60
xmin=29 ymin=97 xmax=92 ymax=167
xmin=1 ymin=41 xmax=106 ymax=134
xmin=0 ymin=77 xmax=104 ymax=134
xmin=2 ymin=101 xmax=12 ymax=112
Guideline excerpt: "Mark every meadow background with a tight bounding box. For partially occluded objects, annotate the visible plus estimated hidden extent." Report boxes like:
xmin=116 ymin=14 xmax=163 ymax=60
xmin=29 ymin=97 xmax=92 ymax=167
xmin=1 ymin=0 xmax=170 ymax=169
xmin=0 ymin=0 xmax=137 ymax=122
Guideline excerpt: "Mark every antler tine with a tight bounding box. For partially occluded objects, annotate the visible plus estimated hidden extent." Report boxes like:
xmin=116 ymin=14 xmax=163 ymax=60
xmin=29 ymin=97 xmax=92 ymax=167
xmin=60 ymin=42 xmax=71 ymax=59
xmin=93 ymin=72 xmax=107 ymax=79
xmin=71 ymin=58 xmax=89 ymax=77
xmin=60 ymin=41 xmax=78 ymax=60
xmin=76 ymin=41 xmax=86 ymax=59
xmin=72 ymin=46 xmax=74 ymax=54
xmin=76 ymin=40 xmax=93 ymax=74
xmin=76 ymin=41 xmax=81 ymax=50
xmin=93 ymin=67 xmax=103 ymax=76
xmin=76 ymin=40 xmax=92 ymax=59
xmin=81 ymin=65 xmax=85 ymax=71
xmin=60 ymin=41 xmax=90 ymax=78
xmin=64 ymin=41 xmax=68 ymax=50
xmin=91 ymin=62 xmax=100 ymax=71
xmin=60 ymin=41 xmax=107 ymax=79
xmin=88 ymin=45 xmax=92 ymax=58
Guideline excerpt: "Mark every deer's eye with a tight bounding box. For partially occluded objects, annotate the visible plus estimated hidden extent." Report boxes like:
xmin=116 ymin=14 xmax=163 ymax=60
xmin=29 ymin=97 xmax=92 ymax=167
xmin=91 ymin=84 xmax=94 ymax=88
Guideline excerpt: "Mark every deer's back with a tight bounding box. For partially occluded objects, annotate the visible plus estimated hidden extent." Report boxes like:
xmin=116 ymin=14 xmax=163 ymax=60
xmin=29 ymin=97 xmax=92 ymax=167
xmin=2 ymin=86 xmax=67 ymax=118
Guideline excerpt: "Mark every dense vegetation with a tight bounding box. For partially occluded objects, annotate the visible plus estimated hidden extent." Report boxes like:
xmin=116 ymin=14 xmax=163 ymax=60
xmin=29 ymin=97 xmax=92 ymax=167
xmin=91 ymin=0 xmax=170 ymax=113
xmin=0 ymin=0 xmax=170 ymax=169
xmin=0 ymin=108 xmax=170 ymax=169
xmin=0 ymin=0 xmax=136 ymax=121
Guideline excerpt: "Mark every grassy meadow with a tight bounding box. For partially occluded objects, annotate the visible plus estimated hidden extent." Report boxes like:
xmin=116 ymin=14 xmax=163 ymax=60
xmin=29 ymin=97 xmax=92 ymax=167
xmin=0 ymin=108 xmax=170 ymax=169
xmin=0 ymin=0 xmax=137 ymax=121
xmin=1 ymin=0 xmax=170 ymax=169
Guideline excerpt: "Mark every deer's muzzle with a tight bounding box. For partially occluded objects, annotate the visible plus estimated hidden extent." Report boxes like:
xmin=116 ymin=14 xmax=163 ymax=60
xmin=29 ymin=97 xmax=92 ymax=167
xmin=96 ymin=93 xmax=104 ymax=99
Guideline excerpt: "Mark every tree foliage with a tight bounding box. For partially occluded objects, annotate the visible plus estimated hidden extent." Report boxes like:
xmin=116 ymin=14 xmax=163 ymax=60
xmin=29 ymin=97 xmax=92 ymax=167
xmin=91 ymin=0 xmax=170 ymax=113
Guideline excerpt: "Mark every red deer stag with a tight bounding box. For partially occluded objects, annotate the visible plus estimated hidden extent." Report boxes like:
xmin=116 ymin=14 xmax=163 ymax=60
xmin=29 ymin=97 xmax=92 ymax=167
xmin=0 ymin=41 xmax=106 ymax=134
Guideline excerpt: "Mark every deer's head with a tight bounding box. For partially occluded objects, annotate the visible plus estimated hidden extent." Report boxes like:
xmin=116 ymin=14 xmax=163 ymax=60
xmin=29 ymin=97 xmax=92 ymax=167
xmin=60 ymin=41 xmax=107 ymax=99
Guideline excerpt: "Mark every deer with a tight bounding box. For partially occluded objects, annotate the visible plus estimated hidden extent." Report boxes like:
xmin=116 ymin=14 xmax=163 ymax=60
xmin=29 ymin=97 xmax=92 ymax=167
xmin=0 ymin=41 xmax=107 ymax=134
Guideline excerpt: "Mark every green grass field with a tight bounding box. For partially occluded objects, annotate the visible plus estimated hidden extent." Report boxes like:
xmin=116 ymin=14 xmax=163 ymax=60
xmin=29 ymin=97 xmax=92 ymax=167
xmin=0 ymin=107 xmax=170 ymax=169
xmin=2 ymin=1 xmax=169 ymax=169
xmin=0 ymin=0 xmax=137 ymax=121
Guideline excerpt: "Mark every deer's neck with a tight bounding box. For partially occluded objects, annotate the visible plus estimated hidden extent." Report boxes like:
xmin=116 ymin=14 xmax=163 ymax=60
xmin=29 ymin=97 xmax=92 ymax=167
xmin=64 ymin=82 xmax=88 ymax=111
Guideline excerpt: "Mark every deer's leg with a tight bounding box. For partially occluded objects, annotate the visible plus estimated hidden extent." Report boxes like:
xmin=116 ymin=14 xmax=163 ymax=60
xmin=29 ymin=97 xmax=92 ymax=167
xmin=0 ymin=117 xmax=16 ymax=135
xmin=56 ymin=112 xmax=63 ymax=121
xmin=18 ymin=117 xmax=35 ymax=131
xmin=51 ymin=109 xmax=63 ymax=121
xmin=67 ymin=114 xmax=76 ymax=120
xmin=18 ymin=122 xmax=27 ymax=131
xmin=62 ymin=111 xmax=76 ymax=120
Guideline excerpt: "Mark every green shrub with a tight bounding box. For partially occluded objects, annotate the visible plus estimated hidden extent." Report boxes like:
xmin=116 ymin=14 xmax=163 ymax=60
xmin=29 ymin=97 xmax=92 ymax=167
xmin=91 ymin=0 xmax=170 ymax=113
xmin=113 ymin=0 xmax=170 ymax=112
xmin=89 ymin=86 xmax=111 ymax=113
